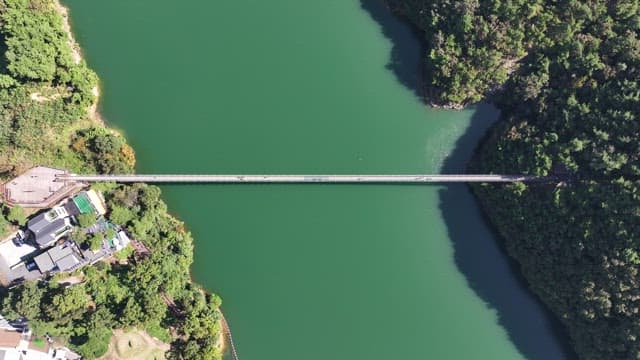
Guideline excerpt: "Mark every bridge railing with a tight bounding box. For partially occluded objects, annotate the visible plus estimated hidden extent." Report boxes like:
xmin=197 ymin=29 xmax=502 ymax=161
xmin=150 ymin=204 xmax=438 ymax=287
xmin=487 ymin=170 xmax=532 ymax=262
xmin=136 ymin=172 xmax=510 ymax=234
xmin=56 ymin=174 xmax=551 ymax=184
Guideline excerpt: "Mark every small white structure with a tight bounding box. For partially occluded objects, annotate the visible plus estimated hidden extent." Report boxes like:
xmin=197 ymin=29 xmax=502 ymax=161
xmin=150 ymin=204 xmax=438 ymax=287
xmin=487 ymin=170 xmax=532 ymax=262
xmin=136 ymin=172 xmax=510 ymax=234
xmin=114 ymin=231 xmax=131 ymax=251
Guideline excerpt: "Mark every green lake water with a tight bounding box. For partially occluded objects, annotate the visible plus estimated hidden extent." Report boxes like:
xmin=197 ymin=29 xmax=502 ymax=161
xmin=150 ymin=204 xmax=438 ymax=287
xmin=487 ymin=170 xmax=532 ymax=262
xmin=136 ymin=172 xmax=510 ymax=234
xmin=62 ymin=1 xmax=571 ymax=359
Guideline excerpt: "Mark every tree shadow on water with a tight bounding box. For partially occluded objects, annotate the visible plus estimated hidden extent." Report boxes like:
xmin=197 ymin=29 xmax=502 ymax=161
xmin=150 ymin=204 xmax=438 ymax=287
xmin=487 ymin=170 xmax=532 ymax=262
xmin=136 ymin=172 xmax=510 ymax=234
xmin=360 ymin=0 xmax=424 ymax=100
xmin=438 ymin=105 xmax=576 ymax=359
xmin=360 ymin=1 xmax=577 ymax=358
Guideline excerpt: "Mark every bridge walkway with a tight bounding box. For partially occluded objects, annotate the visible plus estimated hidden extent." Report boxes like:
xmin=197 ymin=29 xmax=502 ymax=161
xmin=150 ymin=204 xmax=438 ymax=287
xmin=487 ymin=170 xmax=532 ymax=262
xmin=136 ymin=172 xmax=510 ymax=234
xmin=57 ymin=174 xmax=549 ymax=184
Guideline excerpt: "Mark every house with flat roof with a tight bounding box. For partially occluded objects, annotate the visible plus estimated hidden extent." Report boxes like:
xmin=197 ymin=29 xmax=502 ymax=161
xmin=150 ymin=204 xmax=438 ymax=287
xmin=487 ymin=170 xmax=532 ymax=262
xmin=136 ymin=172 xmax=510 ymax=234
xmin=32 ymin=245 xmax=82 ymax=274
xmin=26 ymin=208 xmax=72 ymax=248
xmin=32 ymin=253 xmax=55 ymax=274
xmin=0 ymin=313 xmax=76 ymax=360
xmin=26 ymin=188 xmax=107 ymax=249
xmin=0 ymin=327 xmax=75 ymax=360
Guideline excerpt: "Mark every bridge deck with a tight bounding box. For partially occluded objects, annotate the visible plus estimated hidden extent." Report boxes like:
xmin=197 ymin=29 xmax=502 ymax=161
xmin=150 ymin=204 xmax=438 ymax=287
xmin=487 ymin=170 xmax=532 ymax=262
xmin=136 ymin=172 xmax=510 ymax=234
xmin=57 ymin=174 xmax=546 ymax=183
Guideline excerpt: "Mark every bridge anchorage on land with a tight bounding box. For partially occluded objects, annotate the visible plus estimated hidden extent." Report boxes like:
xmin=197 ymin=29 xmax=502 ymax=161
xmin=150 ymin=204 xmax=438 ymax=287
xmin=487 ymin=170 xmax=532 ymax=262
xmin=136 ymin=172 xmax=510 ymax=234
xmin=56 ymin=174 xmax=554 ymax=184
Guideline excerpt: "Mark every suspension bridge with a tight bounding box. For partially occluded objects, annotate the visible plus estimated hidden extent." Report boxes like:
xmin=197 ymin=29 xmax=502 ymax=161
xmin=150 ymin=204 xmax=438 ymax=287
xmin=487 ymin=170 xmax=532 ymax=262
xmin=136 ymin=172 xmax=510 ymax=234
xmin=5 ymin=166 xmax=556 ymax=209
xmin=55 ymin=173 xmax=551 ymax=183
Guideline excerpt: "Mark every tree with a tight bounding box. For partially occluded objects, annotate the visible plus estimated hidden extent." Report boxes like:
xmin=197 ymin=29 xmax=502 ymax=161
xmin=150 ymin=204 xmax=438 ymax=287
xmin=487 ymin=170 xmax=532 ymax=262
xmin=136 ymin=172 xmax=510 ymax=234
xmin=89 ymin=274 xmax=128 ymax=305
xmin=108 ymin=205 xmax=134 ymax=225
xmin=0 ymin=214 xmax=9 ymax=237
xmin=46 ymin=285 xmax=89 ymax=323
xmin=104 ymin=228 xmax=116 ymax=241
xmin=120 ymin=297 xmax=143 ymax=327
xmin=0 ymin=3 xmax=222 ymax=359
xmin=2 ymin=282 xmax=45 ymax=320
xmin=76 ymin=307 xmax=113 ymax=358
xmin=71 ymin=228 xmax=88 ymax=245
xmin=87 ymin=232 xmax=104 ymax=251
xmin=76 ymin=213 xmax=96 ymax=228
xmin=6 ymin=205 xmax=26 ymax=226
xmin=391 ymin=0 xmax=640 ymax=358
xmin=0 ymin=74 xmax=17 ymax=88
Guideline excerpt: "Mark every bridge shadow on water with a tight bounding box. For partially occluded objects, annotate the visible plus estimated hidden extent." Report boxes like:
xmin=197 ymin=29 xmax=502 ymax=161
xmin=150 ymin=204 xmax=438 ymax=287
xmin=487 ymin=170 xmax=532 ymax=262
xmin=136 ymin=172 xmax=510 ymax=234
xmin=361 ymin=2 xmax=576 ymax=359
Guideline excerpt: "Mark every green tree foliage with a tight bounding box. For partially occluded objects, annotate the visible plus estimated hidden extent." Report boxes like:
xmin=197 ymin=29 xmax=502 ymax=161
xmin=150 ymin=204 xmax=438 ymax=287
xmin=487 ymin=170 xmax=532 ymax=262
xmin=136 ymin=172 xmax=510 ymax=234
xmin=2 ymin=0 xmax=70 ymax=81
xmin=0 ymin=0 xmax=97 ymax=108
xmin=1 ymin=281 xmax=45 ymax=319
xmin=6 ymin=205 xmax=26 ymax=225
xmin=76 ymin=213 xmax=96 ymax=228
xmin=75 ymin=307 xmax=114 ymax=358
xmin=104 ymin=228 xmax=116 ymax=241
xmin=106 ymin=184 xmax=222 ymax=359
xmin=388 ymin=0 xmax=548 ymax=107
xmin=0 ymin=212 xmax=9 ymax=237
xmin=87 ymin=232 xmax=104 ymax=251
xmin=71 ymin=227 xmax=88 ymax=244
xmin=396 ymin=0 xmax=640 ymax=357
xmin=0 ymin=1 xmax=223 ymax=359
xmin=2 ymin=184 xmax=225 ymax=358
xmin=107 ymin=205 xmax=135 ymax=226
xmin=46 ymin=285 xmax=89 ymax=323
xmin=392 ymin=0 xmax=640 ymax=358
xmin=70 ymin=128 xmax=135 ymax=174
xmin=0 ymin=0 xmax=103 ymax=173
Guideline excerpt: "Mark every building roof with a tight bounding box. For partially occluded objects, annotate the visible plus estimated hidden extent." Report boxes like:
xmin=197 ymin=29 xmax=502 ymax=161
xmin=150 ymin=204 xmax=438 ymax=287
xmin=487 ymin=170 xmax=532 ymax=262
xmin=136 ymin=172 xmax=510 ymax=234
xmin=29 ymin=218 xmax=69 ymax=247
xmin=85 ymin=190 xmax=106 ymax=216
xmin=26 ymin=213 xmax=51 ymax=235
xmin=55 ymin=255 xmax=79 ymax=272
xmin=71 ymin=193 xmax=93 ymax=215
xmin=27 ymin=207 xmax=72 ymax=247
xmin=37 ymin=246 xmax=83 ymax=273
xmin=33 ymin=253 xmax=55 ymax=273
xmin=0 ymin=329 xmax=20 ymax=348
xmin=47 ymin=246 xmax=73 ymax=263
xmin=0 ymin=349 xmax=18 ymax=360
xmin=63 ymin=201 xmax=80 ymax=217
xmin=0 ymin=316 xmax=17 ymax=332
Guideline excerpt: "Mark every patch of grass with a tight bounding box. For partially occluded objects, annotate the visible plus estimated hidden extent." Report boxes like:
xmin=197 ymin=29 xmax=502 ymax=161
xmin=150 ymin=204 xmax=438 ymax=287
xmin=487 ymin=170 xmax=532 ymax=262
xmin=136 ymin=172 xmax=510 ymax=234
xmin=148 ymin=349 xmax=166 ymax=360
xmin=115 ymin=332 xmax=146 ymax=358
xmin=145 ymin=323 xmax=171 ymax=343
xmin=32 ymin=338 xmax=46 ymax=349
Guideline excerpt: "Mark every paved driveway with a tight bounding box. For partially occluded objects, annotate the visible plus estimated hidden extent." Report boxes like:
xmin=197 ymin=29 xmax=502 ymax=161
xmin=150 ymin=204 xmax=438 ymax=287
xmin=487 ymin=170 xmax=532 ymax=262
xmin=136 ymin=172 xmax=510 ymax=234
xmin=0 ymin=234 xmax=37 ymax=267
xmin=0 ymin=233 xmax=41 ymax=285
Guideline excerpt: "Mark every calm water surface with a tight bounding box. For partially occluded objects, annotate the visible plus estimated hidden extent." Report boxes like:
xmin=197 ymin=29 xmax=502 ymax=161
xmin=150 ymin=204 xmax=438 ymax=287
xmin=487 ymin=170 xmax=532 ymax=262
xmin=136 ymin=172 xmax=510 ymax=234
xmin=63 ymin=1 xmax=570 ymax=359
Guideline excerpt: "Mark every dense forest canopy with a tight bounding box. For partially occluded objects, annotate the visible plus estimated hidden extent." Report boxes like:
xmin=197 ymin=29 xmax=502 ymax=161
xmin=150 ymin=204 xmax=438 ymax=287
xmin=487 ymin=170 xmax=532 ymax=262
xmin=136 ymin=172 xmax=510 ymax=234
xmin=0 ymin=0 xmax=100 ymax=173
xmin=390 ymin=0 xmax=640 ymax=358
xmin=0 ymin=0 xmax=223 ymax=358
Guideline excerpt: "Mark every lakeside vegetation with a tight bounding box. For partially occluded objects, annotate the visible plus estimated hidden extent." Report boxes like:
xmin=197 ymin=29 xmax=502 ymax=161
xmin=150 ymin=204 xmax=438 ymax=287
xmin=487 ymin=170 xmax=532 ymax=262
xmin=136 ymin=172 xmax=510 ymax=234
xmin=390 ymin=0 xmax=640 ymax=358
xmin=0 ymin=0 xmax=223 ymax=358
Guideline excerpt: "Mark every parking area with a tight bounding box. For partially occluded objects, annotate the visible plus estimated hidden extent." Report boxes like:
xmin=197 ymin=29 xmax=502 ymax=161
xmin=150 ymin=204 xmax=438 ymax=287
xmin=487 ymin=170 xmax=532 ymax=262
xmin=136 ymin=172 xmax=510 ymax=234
xmin=0 ymin=232 xmax=41 ymax=285
xmin=0 ymin=232 xmax=37 ymax=267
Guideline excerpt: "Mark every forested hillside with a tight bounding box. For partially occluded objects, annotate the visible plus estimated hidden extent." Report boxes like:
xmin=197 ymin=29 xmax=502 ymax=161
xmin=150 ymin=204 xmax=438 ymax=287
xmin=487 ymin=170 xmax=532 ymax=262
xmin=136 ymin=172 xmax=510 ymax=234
xmin=0 ymin=0 xmax=223 ymax=358
xmin=0 ymin=0 xmax=106 ymax=174
xmin=388 ymin=0 xmax=640 ymax=358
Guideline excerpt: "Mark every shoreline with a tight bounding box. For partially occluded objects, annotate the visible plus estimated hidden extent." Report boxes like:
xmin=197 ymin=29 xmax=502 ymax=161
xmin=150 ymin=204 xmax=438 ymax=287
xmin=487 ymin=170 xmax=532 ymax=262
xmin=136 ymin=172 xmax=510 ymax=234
xmin=54 ymin=0 xmax=105 ymax=125
xmin=51 ymin=1 xmax=228 ymax=357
